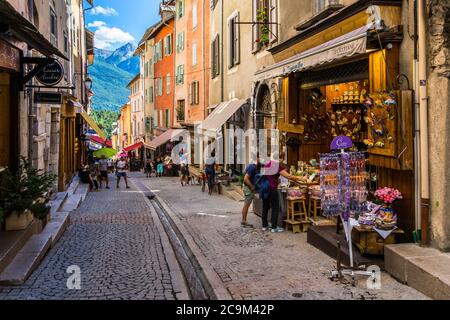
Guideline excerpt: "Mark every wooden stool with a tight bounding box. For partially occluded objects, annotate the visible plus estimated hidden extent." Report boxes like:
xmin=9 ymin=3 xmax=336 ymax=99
xmin=308 ymin=196 xmax=321 ymax=221
xmin=285 ymin=198 xmax=309 ymax=233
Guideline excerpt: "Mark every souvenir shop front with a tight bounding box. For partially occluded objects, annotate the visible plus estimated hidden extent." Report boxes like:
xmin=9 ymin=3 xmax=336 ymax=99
xmin=254 ymin=20 xmax=416 ymax=258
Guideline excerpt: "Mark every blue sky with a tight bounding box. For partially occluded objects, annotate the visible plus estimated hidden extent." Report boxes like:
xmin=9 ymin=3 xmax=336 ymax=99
xmin=84 ymin=0 xmax=161 ymax=50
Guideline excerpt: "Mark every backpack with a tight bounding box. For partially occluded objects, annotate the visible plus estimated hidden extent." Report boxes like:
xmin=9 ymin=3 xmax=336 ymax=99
xmin=254 ymin=173 xmax=270 ymax=200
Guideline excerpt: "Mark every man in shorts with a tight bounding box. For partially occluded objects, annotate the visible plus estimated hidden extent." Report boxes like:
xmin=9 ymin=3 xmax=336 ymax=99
xmin=116 ymin=156 xmax=130 ymax=189
xmin=241 ymin=159 xmax=260 ymax=228
xmin=98 ymin=155 xmax=110 ymax=189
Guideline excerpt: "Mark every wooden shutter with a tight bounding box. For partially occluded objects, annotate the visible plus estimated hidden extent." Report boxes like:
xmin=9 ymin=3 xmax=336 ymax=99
xmin=269 ymin=0 xmax=277 ymax=43
xmin=235 ymin=13 xmax=240 ymax=64
xmin=228 ymin=18 xmax=233 ymax=69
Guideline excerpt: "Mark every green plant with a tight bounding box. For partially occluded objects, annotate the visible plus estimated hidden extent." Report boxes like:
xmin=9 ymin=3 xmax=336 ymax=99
xmin=256 ymin=8 xmax=270 ymax=46
xmin=30 ymin=202 xmax=51 ymax=221
xmin=0 ymin=157 xmax=56 ymax=218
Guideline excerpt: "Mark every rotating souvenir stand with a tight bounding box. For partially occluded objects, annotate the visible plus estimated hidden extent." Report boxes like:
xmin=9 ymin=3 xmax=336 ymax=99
xmin=320 ymin=136 xmax=377 ymax=284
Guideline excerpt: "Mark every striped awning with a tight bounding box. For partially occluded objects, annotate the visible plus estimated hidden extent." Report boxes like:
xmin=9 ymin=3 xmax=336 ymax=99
xmin=80 ymin=111 xmax=106 ymax=140
xmin=200 ymin=99 xmax=247 ymax=131
xmin=255 ymin=26 xmax=369 ymax=81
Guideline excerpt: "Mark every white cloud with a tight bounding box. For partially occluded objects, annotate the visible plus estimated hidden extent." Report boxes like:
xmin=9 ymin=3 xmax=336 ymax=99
xmin=94 ymin=26 xmax=134 ymax=49
xmin=89 ymin=6 xmax=118 ymax=16
xmin=87 ymin=21 xmax=107 ymax=28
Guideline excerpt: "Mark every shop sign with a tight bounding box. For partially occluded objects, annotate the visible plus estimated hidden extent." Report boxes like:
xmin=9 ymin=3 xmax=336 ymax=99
xmin=34 ymin=91 xmax=62 ymax=105
xmin=0 ymin=40 xmax=20 ymax=72
xmin=331 ymin=136 xmax=353 ymax=150
xmin=35 ymin=60 xmax=64 ymax=86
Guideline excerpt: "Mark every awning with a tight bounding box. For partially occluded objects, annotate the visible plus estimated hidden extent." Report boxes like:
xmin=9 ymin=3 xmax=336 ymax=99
xmin=124 ymin=142 xmax=143 ymax=152
xmin=255 ymin=26 xmax=368 ymax=81
xmin=67 ymin=99 xmax=83 ymax=113
xmin=201 ymin=100 xmax=248 ymax=131
xmin=80 ymin=111 xmax=107 ymax=140
xmin=145 ymin=129 xmax=186 ymax=150
xmin=0 ymin=0 xmax=68 ymax=60
xmin=89 ymin=135 xmax=112 ymax=148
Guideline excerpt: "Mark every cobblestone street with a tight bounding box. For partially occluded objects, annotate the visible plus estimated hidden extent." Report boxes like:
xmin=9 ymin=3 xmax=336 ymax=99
xmin=140 ymin=176 xmax=429 ymax=300
xmin=0 ymin=175 xmax=186 ymax=300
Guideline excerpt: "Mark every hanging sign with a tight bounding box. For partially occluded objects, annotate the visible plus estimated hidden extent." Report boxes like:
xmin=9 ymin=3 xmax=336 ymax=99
xmin=331 ymin=136 xmax=353 ymax=150
xmin=35 ymin=60 xmax=64 ymax=86
xmin=34 ymin=91 xmax=62 ymax=105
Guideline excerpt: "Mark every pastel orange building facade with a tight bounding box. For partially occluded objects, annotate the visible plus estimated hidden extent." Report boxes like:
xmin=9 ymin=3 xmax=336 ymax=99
xmin=184 ymin=0 xmax=210 ymax=124
xmin=153 ymin=16 xmax=175 ymax=135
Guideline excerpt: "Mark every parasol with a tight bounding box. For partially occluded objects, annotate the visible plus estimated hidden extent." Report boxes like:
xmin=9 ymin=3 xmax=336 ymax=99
xmin=93 ymin=148 xmax=117 ymax=158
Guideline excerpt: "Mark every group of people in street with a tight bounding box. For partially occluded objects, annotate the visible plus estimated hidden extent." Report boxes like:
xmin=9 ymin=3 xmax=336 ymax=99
xmin=80 ymin=155 xmax=130 ymax=191
xmin=240 ymin=153 xmax=303 ymax=233
xmin=144 ymin=157 xmax=169 ymax=178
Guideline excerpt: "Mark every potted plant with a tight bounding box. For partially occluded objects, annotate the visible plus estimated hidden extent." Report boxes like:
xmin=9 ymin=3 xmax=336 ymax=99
xmin=30 ymin=202 xmax=51 ymax=227
xmin=0 ymin=158 xmax=56 ymax=231
xmin=256 ymin=8 xmax=270 ymax=47
xmin=373 ymin=187 xmax=403 ymax=230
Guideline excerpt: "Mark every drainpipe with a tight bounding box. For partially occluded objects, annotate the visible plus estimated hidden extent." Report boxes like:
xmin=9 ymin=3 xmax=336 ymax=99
xmin=202 ymin=0 xmax=206 ymax=120
xmin=417 ymin=0 xmax=430 ymax=245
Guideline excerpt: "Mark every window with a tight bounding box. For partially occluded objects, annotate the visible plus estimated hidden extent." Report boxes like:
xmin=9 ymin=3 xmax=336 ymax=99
xmin=192 ymin=42 xmax=197 ymax=66
xmin=178 ymin=0 xmax=184 ymax=19
xmin=190 ymin=81 xmax=199 ymax=105
xmin=177 ymin=100 xmax=186 ymax=121
xmin=176 ymin=65 xmax=185 ymax=85
xmin=165 ymin=109 xmax=170 ymax=128
xmin=177 ymin=32 xmax=185 ymax=53
xmin=63 ymin=31 xmax=68 ymax=54
xmin=164 ymin=34 xmax=173 ymax=56
xmin=50 ymin=5 xmax=57 ymax=46
xmin=144 ymin=62 xmax=149 ymax=78
xmin=211 ymin=35 xmax=220 ymax=78
xmin=155 ymin=41 xmax=163 ymax=61
xmin=149 ymin=86 xmax=154 ymax=102
xmin=148 ymin=59 xmax=153 ymax=75
xmin=192 ymin=4 xmax=198 ymax=28
xmin=228 ymin=13 xmax=240 ymax=68
xmin=156 ymin=77 xmax=163 ymax=96
xmin=252 ymin=0 xmax=278 ymax=52
xmin=166 ymin=74 xmax=171 ymax=94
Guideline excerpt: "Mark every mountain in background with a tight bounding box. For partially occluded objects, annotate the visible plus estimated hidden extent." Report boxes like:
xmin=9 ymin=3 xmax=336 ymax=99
xmin=89 ymin=43 xmax=139 ymax=113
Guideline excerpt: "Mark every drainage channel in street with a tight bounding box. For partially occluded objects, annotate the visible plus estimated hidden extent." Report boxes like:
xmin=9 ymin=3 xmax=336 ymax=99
xmin=133 ymin=179 xmax=214 ymax=300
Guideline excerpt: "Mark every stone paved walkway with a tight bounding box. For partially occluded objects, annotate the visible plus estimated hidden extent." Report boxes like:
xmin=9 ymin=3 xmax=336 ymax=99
xmin=0 ymin=175 xmax=182 ymax=300
xmin=140 ymin=175 xmax=429 ymax=300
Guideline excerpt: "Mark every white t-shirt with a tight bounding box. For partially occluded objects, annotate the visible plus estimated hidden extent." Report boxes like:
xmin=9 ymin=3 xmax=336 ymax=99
xmin=116 ymin=160 xmax=127 ymax=173
xmin=99 ymin=159 xmax=108 ymax=171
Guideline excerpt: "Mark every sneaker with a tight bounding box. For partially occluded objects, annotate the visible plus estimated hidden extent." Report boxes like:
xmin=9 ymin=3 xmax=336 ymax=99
xmin=241 ymin=222 xmax=254 ymax=228
xmin=262 ymin=227 xmax=269 ymax=232
xmin=271 ymin=227 xmax=284 ymax=233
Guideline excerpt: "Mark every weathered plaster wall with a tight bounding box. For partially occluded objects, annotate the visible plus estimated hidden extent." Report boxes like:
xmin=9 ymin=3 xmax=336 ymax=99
xmin=427 ymin=0 xmax=450 ymax=251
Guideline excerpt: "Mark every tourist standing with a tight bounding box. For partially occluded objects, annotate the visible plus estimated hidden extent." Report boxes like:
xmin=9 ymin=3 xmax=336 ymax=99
xmin=98 ymin=155 xmax=110 ymax=189
xmin=116 ymin=156 xmax=130 ymax=189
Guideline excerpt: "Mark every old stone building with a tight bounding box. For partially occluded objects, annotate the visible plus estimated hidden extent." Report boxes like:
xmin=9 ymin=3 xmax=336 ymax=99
xmin=427 ymin=0 xmax=450 ymax=251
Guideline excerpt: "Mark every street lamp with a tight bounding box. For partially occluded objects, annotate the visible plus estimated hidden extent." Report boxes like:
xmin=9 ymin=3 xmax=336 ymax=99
xmin=85 ymin=76 xmax=93 ymax=91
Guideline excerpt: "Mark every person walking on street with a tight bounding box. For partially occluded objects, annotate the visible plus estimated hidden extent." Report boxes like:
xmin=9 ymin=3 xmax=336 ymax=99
xmin=205 ymin=152 xmax=216 ymax=196
xmin=98 ymin=155 xmax=110 ymax=189
xmin=116 ymin=156 xmax=130 ymax=189
xmin=157 ymin=157 xmax=164 ymax=177
xmin=145 ymin=160 xmax=152 ymax=178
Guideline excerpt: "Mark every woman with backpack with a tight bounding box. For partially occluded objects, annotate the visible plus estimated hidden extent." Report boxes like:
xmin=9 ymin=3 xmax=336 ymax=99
xmin=242 ymin=154 xmax=302 ymax=233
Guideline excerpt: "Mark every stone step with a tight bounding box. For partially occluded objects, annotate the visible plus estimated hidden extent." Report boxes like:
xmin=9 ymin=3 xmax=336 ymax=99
xmin=49 ymin=192 xmax=68 ymax=215
xmin=0 ymin=233 xmax=52 ymax=285
xmin=221 ymin=188 xmax=244 ymax=202
xmin=66 ymin=176 xmax=80 ymax=195
xmin=0 ymin=220 xmax=41 ymax=274
xmin=74 ymin=183 xmax=89 ymax=201
xmin=60 ymin=194 xmax=83 ymax=212
xmin=385 ymin=244 xmax=450 ymax=299
xmin=41 ymin=212 xmax=70 ymax=248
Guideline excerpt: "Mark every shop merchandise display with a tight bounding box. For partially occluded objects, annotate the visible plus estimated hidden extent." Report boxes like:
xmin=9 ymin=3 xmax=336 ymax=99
xmin=320 ymin=152 xmax=368 ymax=221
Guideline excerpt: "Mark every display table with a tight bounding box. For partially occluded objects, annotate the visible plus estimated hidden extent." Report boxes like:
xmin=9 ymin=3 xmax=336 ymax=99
xmin=351 ymin=225 xmax=404 ymax=255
